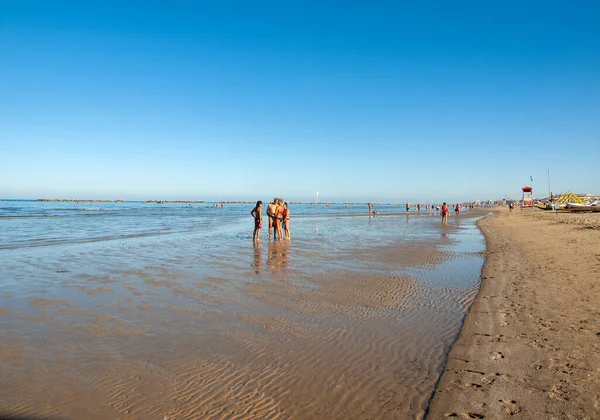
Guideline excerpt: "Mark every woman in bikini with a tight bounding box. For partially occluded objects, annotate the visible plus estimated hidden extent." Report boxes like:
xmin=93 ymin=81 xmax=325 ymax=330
xmin=441 ymin=202 xmax=450 ymax=224
xmin=250 ymin=200 xmax=263 ymax=241
xmin=283 ymin=202 xmax=291 ymax=239
xmin=274 ymin=199 xmax=285 ymax=240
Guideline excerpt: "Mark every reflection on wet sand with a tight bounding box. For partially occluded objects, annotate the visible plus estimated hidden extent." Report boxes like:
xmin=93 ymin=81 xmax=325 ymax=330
xmin=266 ymin=240 xmax=290 ymax=273
xmin=252 ymin=243 xmax=262 ymax=274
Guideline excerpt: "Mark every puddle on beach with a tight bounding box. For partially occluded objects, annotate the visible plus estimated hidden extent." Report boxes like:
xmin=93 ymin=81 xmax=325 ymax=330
xmin=0 ymin=211 xmax=486 ymax=419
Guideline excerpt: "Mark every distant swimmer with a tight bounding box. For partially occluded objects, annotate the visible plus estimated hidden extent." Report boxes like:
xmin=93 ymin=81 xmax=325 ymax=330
xmin=250 ymin=200 xmax=263 ymax=241
xmin=441 ymin=202 xmax=450 ymax=224
xmin=266 ymin=198 xmax=278 ymax=239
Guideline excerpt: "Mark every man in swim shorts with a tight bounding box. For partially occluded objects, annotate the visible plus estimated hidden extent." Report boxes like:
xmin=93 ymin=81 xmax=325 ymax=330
xmin=266 ymin=198 xmax=278 ymax=239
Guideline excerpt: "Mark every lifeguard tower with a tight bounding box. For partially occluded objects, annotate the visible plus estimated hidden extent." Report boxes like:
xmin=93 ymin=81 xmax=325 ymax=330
xmin=522 ymin=186 xmax=533 ymax=209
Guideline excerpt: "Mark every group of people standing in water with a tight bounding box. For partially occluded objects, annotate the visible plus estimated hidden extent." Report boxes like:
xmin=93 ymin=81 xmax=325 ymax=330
xmin=250 ymin=198 xmax=290 ymax=242
xmin=371 ymin=201 xmax=464 ymax=225
xmin=251 ymin=199 xmax=468 ymax=239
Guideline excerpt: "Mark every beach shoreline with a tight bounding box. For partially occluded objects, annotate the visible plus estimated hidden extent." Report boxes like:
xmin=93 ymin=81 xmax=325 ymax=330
xmin=427 ymin=208 xmax=600 ymax=419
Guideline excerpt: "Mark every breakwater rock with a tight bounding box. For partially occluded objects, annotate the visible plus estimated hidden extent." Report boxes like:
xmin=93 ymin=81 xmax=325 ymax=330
xmin=37 ymin=199 xmax=125 ymax=202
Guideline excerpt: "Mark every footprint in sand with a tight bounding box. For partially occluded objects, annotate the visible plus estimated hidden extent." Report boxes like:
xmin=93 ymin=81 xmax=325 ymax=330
xmin=491 ymin=352 xmax=504 ymax=360
xmin=548 ymin=385 xmax=570 ymax=401
xmin=481 ymin=373 xmax=500 ymax=385
xmin=499 ymin=399 xmax=522 ymax=415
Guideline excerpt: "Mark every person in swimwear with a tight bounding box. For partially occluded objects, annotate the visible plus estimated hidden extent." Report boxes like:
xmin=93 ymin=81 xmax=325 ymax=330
xmin=455 ymin=203 xmax=461 ymax=215
xmin=441 ymin=202 xmax=450 ymax=224
xmin=274 ymin=198 xmax=285 ymax=240
xmin=266 ymin=198 xmax=278 ymax=239
xmin=250 ymin=200 xmax=263 ymax=241
xmin=283 ymin=202 xmax=291 ymax=240
xmin=406 ymin=202 xmax=410 ymax=212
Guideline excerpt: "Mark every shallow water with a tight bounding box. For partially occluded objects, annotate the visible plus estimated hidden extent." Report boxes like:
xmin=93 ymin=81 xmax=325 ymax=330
xmin=0 ymin=201 xmax=485 ymax=419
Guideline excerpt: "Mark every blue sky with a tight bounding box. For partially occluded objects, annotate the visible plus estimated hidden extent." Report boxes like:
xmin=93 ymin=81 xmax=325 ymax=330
xmin=1 ymin=1 xmax=598 ymax=202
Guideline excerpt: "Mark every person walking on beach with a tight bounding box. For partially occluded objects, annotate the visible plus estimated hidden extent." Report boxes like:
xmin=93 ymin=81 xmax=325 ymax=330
xmin=455 ymin=203 xmax=461 ymax=215
xmin=266 ymin=198 xmax=278 ymax=239
xmin=441 ymin=202 xmax=450 ymax=224
xmin=406 ymin=202 xmax=410 ymax=212
xmin=283 ymin=202 xmax=291 ymax=239
xmin=250 ymin=201 xmax=263 ymax=241
xmin=368 ymin=202 xmax=373 ymax=216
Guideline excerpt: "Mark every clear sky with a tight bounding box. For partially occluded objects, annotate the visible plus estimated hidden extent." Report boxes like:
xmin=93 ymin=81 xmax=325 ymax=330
xmin=1 ymin=1 xmax=598 ymax=202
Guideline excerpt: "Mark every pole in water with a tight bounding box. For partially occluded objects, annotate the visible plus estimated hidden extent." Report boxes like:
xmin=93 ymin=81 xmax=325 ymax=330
xmin=315 ymin=188 xmax=319 ymax=234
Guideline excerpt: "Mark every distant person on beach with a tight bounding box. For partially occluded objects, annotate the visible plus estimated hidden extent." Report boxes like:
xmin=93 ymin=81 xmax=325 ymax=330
xmin=283 ymin=202 xmax=291 ymax=239
xmin=455 ymin=204 xmax=461 ymax=215
xmin=406 ymin=202 xmax=410 ymax=212
xmin=368 ymin=202 xmax=373 ymax=215
xmin=274 ymin=198 xmax=285 ymax=240
xmin=372 ymin=209 xmax=379 ymax=216
xmin=417 ymin=203 xmax=421 ymax=212
xmin=441 ymin=202 xmax=450 ymax=224
xmin=266 ymin=198 xmax=278 ymax=239
xmin=250 ymin=201 xmax=263 ymax=241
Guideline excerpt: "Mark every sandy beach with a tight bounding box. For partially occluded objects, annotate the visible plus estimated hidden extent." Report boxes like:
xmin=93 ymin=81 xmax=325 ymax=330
xmin=428 ymin=209 xmax=600 ymax=419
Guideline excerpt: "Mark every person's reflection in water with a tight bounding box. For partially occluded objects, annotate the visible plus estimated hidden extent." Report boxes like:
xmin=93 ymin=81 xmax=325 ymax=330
xmin=454 ymin=215 xmax=462 ymax=227
xmin=252 ymin=242 xmax=262 ymax=274
xmin=267 ymin=240 xmax=290 ymax=274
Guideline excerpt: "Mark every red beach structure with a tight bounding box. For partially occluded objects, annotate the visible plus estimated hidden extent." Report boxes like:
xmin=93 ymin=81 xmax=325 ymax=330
xmin=522 ymin=186 xmax=533 ymax=208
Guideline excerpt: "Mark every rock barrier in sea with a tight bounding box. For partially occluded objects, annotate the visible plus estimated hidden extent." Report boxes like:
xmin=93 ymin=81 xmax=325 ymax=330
xmin=37 ymin=199 xmax=125 ymax=202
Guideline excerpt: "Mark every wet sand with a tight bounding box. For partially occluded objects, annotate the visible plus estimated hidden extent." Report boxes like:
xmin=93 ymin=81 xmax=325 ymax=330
xmin=0 ymin=211 xmax=486 ymax=419
xmin=427 ymin=209 xmax=600 ymax=419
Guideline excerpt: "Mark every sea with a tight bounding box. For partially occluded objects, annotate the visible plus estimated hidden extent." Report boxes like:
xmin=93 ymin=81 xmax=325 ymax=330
xmin=0 ymin=199 xmax=487 ymax=419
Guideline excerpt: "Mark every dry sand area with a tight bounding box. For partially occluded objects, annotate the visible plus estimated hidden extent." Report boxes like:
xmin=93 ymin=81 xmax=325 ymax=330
xmin=428 ymin=209 xmax=600 ymax=419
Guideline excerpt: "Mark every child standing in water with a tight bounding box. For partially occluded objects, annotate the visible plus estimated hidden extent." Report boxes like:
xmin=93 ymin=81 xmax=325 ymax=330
xmin=251 ymin=201 xmax=263 ymax=241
